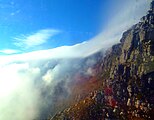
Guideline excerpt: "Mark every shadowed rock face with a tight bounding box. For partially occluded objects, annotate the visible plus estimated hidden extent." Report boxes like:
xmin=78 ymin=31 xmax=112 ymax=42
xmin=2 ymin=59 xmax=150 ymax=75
xmin=102 ymin=2 xmax=154 ymax=78
xmin=50 ymin=1 xmax=154 ymax=120
xmin=151 ymin=0 xmax=154 ymax=12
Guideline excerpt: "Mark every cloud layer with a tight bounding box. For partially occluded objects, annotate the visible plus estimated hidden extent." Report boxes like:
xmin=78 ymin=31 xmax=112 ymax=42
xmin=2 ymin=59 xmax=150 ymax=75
xmin=0 ymin=63 xmax=42 ymax=120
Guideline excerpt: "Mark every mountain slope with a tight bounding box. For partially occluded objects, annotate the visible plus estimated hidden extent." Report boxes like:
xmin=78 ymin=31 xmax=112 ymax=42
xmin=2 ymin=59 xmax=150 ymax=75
xmin=50 ymin=1 xmax=154 ymax=120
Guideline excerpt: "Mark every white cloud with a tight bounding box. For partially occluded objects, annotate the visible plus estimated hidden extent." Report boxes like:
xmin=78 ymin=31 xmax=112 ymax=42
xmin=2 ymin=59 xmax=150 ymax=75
xmin=103 ymin=0 xmax=151 ymax=37
xmin=42 ymin=69 xmax=53 ymax=84
xmin=14 ymin=29 xmax=60 ymax=49
xmin=0 ymin=63 xmax=42 ymax=120
xmin=0 ymin=49 xmax=19 ymax=54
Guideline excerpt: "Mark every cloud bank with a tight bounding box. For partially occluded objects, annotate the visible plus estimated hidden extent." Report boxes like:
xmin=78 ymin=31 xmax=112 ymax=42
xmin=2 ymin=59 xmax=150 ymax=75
xmin=0 ymin=0 xmax=151 ymax=120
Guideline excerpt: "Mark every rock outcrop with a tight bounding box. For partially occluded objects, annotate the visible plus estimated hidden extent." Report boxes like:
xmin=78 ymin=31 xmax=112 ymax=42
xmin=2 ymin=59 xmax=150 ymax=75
xmin=102 ymin=1 xmax=154 ymax=79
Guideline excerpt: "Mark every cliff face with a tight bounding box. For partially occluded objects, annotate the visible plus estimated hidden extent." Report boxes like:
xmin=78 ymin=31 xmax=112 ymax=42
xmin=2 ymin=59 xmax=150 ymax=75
xmin=50 ymin=1 xmax=154 ymax=120
xmin=102 ymin=5 xmax=154 ymax=79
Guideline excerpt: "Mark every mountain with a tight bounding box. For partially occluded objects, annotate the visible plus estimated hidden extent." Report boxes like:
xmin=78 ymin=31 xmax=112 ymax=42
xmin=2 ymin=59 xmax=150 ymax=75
xmin=50 ymin=1 xmax=154 ymax=120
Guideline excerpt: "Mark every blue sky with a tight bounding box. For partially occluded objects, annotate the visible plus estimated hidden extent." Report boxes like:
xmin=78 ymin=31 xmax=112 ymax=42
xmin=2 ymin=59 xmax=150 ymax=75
xmin=0 ymin=0 xmax=104 ymax=52
xmin=0 ymin=0 xmax=151 ymax=54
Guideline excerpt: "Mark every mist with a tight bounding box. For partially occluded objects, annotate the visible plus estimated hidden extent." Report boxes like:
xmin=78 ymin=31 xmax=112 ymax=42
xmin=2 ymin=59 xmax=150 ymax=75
xmin=0 ymin=0 xmax=150 ymax=120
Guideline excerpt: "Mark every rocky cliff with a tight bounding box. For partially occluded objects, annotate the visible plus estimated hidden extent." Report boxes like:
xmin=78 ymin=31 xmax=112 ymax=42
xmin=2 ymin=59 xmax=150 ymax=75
xmin=102 ymin=4 xmax=154 ymax=79
xmin=50 ymin=1 xmax=154 ymax=120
